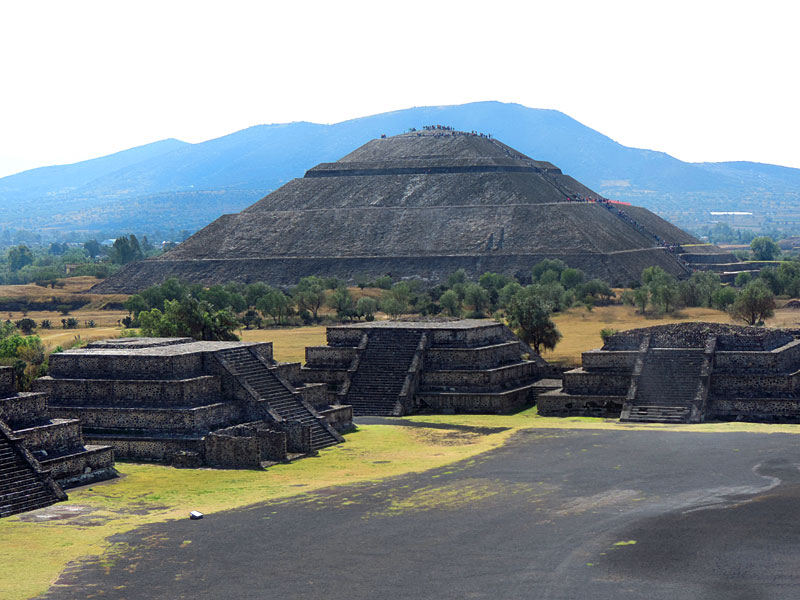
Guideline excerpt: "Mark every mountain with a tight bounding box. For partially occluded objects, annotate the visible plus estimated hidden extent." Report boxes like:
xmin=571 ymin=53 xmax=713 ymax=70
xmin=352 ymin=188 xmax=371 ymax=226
xmin=2 ymin=102 xmax=798 ymax=236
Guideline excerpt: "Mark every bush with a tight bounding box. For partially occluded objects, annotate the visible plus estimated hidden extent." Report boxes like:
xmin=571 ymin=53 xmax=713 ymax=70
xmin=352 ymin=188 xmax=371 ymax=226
xmin=57 ymin=304 xmax=72 ymax=315
xmin=39 ymin=319 xmax=51 ymax=329
xmin=15 ymin=318 xmax=36 ymax=335
xmin=373 ymin=275 xmax=393 ymax=290
xmin=600 ymin=328 xmax=619 ymax=343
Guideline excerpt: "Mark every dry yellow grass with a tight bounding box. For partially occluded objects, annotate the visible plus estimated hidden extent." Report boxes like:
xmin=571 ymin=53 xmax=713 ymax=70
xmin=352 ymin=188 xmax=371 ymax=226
xmin=240 ymin=326 xmax=328 ymax=363
xmin=541 ymin=304 xmax=737 ymax=365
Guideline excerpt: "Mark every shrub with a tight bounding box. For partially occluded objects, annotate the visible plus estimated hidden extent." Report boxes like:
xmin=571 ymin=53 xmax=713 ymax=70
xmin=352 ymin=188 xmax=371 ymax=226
xmin=600 ymin=328 xmax=619 ymax=343
xmin=57 ymin=304 xmax=72 ymax=315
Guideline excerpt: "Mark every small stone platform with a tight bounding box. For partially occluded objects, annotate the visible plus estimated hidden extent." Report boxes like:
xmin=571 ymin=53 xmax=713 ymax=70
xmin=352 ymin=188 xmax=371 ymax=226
xmin=301 ymin=320 xmax=553 ymax=416
xmin=33 ymin=338 xmax=349 ymax=467
xmin=540 ymin=323 xmax=800 ymax=423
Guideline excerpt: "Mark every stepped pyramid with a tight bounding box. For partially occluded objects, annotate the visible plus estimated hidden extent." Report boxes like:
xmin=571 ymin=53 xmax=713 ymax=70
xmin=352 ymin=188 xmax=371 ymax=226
xmin=94 ymin=129 xmax=704 ymax=293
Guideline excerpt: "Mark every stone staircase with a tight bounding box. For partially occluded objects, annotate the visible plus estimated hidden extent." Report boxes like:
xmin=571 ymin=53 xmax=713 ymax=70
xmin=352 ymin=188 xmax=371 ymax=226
xmin=622 ymin=348 xmax=706 ymax=423
xmin=0 ymin=428 xmax=62 ymax=518
xmin=218 ymin=347 xmax=340 ymax=451
xmin=345 ymin=329 xmax=423 ymax=416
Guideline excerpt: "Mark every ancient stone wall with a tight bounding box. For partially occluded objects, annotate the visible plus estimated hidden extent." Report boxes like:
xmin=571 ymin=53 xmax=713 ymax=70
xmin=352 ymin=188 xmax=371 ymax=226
xmin=0 ymin=392 xmax=48 ymax=428
xmin=424 ymin=342 xmax=521 ymax=370
xmin=0 ymin=367 xmax=14 ymax=396
xmin=420 ymin=362 xmax=537 ymax=390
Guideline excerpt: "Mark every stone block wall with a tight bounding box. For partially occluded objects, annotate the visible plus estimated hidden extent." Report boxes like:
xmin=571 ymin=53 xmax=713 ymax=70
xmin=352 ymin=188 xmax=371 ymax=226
xmin=420 ymin=361 xmax=537 ymax=390
xmin=711 ymin=373 xmax=798 ymax=397
xmin=15 ymin=419 xmax=83 ymax=455
xmin=580 ymin=350 xmax=638 ymax=371
xmin=0 ymin=392 xmax=48 ymax=428
xmin=318 ymin=405 xmax=354 ymax=432
xmin=36 ymin=376 xmax=221 ymax=407
xmin=562 ymin=369 xmax=631 ymax=395
xmin=0 ymin=366 xmax=14 ymax=396
xmin=51 ymin=402 xmax=240 ymax=433
xmin=424 ymin=342 xmax=521 ymax=370
xmin=305 ymin=346 xmax=358 ymax=367
xmin=49 ymin=352 xmax=205 ymax=380
xmin=87 ymin=435 xmax=203 ymax=462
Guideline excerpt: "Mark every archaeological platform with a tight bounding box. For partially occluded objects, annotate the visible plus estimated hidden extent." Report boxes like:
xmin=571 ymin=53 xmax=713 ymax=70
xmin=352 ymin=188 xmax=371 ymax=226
xmin=540 ymin=323 xmax=800 ymax=423
xmin=301 ymin=319 xmax=556 ymax=416
xmin=33 ymin=338 xmax=349 ymax=469
xmin=0 ymin=366 xmax=116 ymax=518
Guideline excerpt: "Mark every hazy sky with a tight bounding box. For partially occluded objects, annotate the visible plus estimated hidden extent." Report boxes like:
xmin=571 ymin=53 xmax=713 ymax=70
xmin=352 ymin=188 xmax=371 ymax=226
xmin=1 ymin=0 xmax=798 ymax=178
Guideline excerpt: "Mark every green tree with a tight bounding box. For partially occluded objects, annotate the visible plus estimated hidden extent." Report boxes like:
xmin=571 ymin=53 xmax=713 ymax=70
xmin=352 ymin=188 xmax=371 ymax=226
xmin=83 ymin=239 xmax=102 ymax=258
xmin=642 ymin=266 xmax=679 ymax=313
xmin=633 ymin=287 xmax=650 ymax=314
xmin=750 ymin=236 xmax=780 ymax=261
xmin=439 ymin=289 xmax=461 ymax=317
xmin=292 ymin=276 xmax=327 ymax=321
xmin=446 ymin=268 xmax=468 ymax=288
xmin=464 ymin=283 xmax=490 ymax=317
xmin=110 ymin=235 xmax=144 ymax=265
xmin=7 ymin=245 xmax=33 ymax=272
xmin=328 ymin=286 xmax=356 ymax=321
xmin=380 ymin=295 xmax=405 ymax=319
xmin=139 ymin=298 xmax=239 ymax=340
xmin=506 ymin=288 xmax=562 ymax=355
xmin=560 ymin=268 xmax=585 ymax=290
xmin=356 ymin=297 xmax=378 ymax=321
xmin=256 ymin=287 xmax=292 ymax=325
xmin=734 ymin=272 xmax=752 ymax=287
xmin=730 ymin=279 xmax=776 ymax=326
xmin=711 ymin=286 xmax=737 ymax=310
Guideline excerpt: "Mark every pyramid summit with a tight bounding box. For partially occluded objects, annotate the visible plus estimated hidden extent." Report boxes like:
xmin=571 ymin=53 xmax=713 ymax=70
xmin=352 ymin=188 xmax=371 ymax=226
xmin=93 ymin=129 xmax=699 ymax=293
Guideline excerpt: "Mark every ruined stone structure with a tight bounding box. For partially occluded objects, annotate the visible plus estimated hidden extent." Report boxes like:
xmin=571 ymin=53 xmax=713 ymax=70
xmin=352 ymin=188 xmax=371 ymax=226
xmin=33 ymin=338 xmax=349 ymax=467
xmin=676 ymin=243 xmax=758 ymax=283
xmin=540 ymin=323 xmax=800 ymax=423
xmin=92 ymin=131 xmax=714 ymax=294
xmin=301 ymin=320 xmax=554 ymax=415
xmin=0 ymin=366 xmax=115 ymax=517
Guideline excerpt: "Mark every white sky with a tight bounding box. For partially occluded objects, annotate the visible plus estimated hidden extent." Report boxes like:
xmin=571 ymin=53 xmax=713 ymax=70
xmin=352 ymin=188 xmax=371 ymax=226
xmin=1 ymin=0 xmax=799 ymax=178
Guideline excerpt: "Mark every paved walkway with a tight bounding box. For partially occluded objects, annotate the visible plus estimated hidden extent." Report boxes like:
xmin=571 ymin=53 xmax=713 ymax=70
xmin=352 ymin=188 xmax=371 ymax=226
xmin=40 ymin=428 xmax=800 ymax=599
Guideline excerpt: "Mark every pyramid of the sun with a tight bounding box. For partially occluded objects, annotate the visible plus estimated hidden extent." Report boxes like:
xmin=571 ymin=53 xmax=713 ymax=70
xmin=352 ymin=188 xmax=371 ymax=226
xmin=93 ymin=130 xmax=700 ymax=293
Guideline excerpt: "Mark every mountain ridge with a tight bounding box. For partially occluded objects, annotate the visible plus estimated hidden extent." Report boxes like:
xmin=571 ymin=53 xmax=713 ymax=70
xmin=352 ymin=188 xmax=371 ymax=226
xmin=1 ymin=101 xmax=797 ymax=234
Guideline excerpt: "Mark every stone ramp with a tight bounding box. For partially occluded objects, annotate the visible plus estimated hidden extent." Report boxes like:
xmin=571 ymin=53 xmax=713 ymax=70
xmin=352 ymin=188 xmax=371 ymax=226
xmin=218 ymin=347 xmax=340 ymax=451
xmin=0 ymin=426 xmax=63 ymax=518
xmin=345 ymin=329 xmax=423 ymax=416
xmin=622 ymin=348 xmax=706 ymax=423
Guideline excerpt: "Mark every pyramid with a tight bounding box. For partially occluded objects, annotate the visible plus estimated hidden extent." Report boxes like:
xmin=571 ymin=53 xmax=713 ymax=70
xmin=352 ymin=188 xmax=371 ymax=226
xmin=93 ymin=130 xmax=700 ymax=293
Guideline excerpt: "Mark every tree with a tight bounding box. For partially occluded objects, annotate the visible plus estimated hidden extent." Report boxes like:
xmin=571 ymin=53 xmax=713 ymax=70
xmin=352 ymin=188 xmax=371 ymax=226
xmin=110 ymin=235 xmax=144 ymax=265
xmin=139 ymin=298 xmax=239 ymax=341
xmin=642 ymin=266 xmax=679 ymax=313
xmin=439 ymin=289 xmax=461 ymax=317
xmin=711 ymin=286 xmax=737 ymax=310
xmin=356 ymin=297 xmax=378 ymax=321
xmin=730 ymin=280 xmax=776 ymax=326
xmin=292 ymin=276 xmax=326 ymax=321
xmin=506 ymin=288 xmax=562 ymax=355
xmin=7 ymin=245 xmax=33 ymax=272
xmin=734 ymin=272 xmax=752 ymax=287
xmin=463 ymin=283 xmax=490 ymax=317
xmin=83 ymin=239 xmax=102 ymax=258
xmin=380 ymin=296 xmax=405 ymax=319
xmin=328 ymin=286 xmax=356 ymax=321
xmin=750 ymin=236 xmax=780 ymax=261
xmin=560 ymin=268 xmax=585 ymax=290
xmin=633 ymin=287 xmax=649 ymax=314
xmin=256 ymin=287 xmax=292 ymax=325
